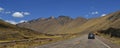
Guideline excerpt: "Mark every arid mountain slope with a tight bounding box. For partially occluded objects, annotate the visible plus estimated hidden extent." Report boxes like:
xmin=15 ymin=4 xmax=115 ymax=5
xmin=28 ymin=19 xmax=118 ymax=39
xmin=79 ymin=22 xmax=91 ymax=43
xmin=17 ymin=11 xmax=120 ymax=34
xmin=0 ymin=19 xmax=40 ymax=40
xmin=77 ymin=11 xmax=120 ymax=33
xmin=17 ymin=16 xmax=87 ymax=34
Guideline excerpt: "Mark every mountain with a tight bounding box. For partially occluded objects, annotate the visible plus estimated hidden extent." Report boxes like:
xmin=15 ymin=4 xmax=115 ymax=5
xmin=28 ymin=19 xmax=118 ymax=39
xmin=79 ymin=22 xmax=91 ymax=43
xmin=17 ymin=11 xmax=120 ymax=35
xmin=76 ymin=11 xmax=120 ymax=33
xmin=17 ymin=16 xmax=88 ymax=34
xmin=0 ymin=19 xmax=40 ymax=40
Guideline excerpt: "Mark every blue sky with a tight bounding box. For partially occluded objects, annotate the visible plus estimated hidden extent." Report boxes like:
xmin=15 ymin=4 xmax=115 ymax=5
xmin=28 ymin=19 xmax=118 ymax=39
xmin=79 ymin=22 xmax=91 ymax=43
xmin=0 ymin=0 xmax=120 ymax=24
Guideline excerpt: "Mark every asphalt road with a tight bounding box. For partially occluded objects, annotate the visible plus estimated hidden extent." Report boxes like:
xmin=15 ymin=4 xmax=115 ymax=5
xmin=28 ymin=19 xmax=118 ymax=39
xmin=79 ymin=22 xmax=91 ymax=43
xmin=33 ymin=35 xmax=111 ymax=48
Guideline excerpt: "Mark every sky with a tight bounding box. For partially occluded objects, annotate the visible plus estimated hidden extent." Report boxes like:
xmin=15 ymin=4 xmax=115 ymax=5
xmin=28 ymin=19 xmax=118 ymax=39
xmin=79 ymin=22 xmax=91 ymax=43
xmin=0 ymin=0 xmax=120 ymax=24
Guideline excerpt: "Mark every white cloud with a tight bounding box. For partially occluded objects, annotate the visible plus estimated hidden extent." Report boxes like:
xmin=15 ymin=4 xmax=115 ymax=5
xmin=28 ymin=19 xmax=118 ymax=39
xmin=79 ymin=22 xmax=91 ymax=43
xmin=23 ymin=12 xmax=30 ymax=15
xmin=5 ymin=20 xmax=27 ymax=25
xmin=0 ymin=7 xmax=11 ymax=14
xmin=19 ymin=20 xmax=27 ymax=23
xmin=101 ymin=14 xmax=106 ymax=16
xmin=12 ymin=12 xmax=24 ymax=18
xmin=91 ymin=11 xmax=99 ymax=15
xmin=0 ymin=7 xmax=4 ymax=12
xmin=12 ymin=12 xmax=30 ymax=18
xmin=0 ymin=7 xmax=30 ymax=18
xmin=5 ymin=20 xmax=18 ymax=25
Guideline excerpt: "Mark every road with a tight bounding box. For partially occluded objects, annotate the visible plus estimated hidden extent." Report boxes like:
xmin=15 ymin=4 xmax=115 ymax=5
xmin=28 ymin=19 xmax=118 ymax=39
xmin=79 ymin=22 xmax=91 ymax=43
xmin=33 ymin=35 xmax=111 ymax=48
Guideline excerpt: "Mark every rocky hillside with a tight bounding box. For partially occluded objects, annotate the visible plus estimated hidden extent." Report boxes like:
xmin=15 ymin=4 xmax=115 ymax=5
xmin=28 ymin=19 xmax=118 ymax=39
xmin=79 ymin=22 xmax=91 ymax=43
xmin=17 ymin=11 xmax=120 ymax=35
xmin=0 ymin=19 xmax=41 ymax=40
xmin=17 ymin=16 xmax=87 ymax=34
xmin=76 ymin=11 xmax=120 ymax=33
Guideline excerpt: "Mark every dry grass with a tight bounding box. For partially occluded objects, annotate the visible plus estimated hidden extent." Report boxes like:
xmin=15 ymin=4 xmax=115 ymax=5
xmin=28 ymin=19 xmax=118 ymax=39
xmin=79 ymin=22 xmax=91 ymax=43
xmin=98 ymin=33 xmax=120 ymax=45
xmin=0 ymin=19 xmax=80 ymax=48
xmin=0 ymin=34 xmax=78 ymax=48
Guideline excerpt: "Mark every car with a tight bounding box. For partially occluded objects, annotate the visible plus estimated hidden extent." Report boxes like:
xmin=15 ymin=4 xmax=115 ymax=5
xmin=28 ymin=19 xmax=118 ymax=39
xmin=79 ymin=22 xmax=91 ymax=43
xmin=88 ymin=33 xmax=95 ymax=39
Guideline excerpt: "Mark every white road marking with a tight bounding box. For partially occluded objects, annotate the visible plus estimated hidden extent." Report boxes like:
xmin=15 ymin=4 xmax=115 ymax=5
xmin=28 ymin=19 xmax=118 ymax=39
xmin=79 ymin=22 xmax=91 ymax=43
xmin=96 ymin=38 xmax=111 ymax=48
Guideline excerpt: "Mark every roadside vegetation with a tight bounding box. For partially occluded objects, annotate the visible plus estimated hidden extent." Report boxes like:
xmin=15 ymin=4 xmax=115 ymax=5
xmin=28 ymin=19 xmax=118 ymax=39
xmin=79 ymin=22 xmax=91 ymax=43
xmin=98 ymin=33 xmax=120 ymax=45
xmin=97 ymin=27 xmax=120 ymax=45
xmin=0 ymin=18 xmax=81 ymax=48
xmin=0 ymin=34 xmax=78 ymax=48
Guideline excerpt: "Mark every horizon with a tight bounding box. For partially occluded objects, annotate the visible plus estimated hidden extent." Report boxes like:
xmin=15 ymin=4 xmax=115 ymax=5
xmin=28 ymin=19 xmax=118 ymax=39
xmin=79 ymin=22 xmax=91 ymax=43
xmin=0 ymin=0 xmax=120 ymax=24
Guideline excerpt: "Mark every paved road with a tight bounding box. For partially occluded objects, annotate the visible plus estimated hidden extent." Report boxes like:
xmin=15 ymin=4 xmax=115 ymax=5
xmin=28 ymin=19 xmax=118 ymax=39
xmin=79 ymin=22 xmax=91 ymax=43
xmin=34 ymin=35 xmax=111 ymax=48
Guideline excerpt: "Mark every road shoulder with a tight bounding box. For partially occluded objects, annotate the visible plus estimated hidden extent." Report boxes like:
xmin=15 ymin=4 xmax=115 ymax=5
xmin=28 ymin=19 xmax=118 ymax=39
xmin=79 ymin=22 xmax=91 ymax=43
xmin=96 ymin=35 xmax=120 ymax=48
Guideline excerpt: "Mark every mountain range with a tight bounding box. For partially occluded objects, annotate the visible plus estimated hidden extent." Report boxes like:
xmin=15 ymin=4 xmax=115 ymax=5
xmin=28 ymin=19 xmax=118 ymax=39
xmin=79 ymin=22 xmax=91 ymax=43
xmin=0 ymin=11 xmax=120 ymax=40
xmin=17 ymin=11 xmax=120 ymax=35
xmin=17 ymin=16 xmax=87 ymax=34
